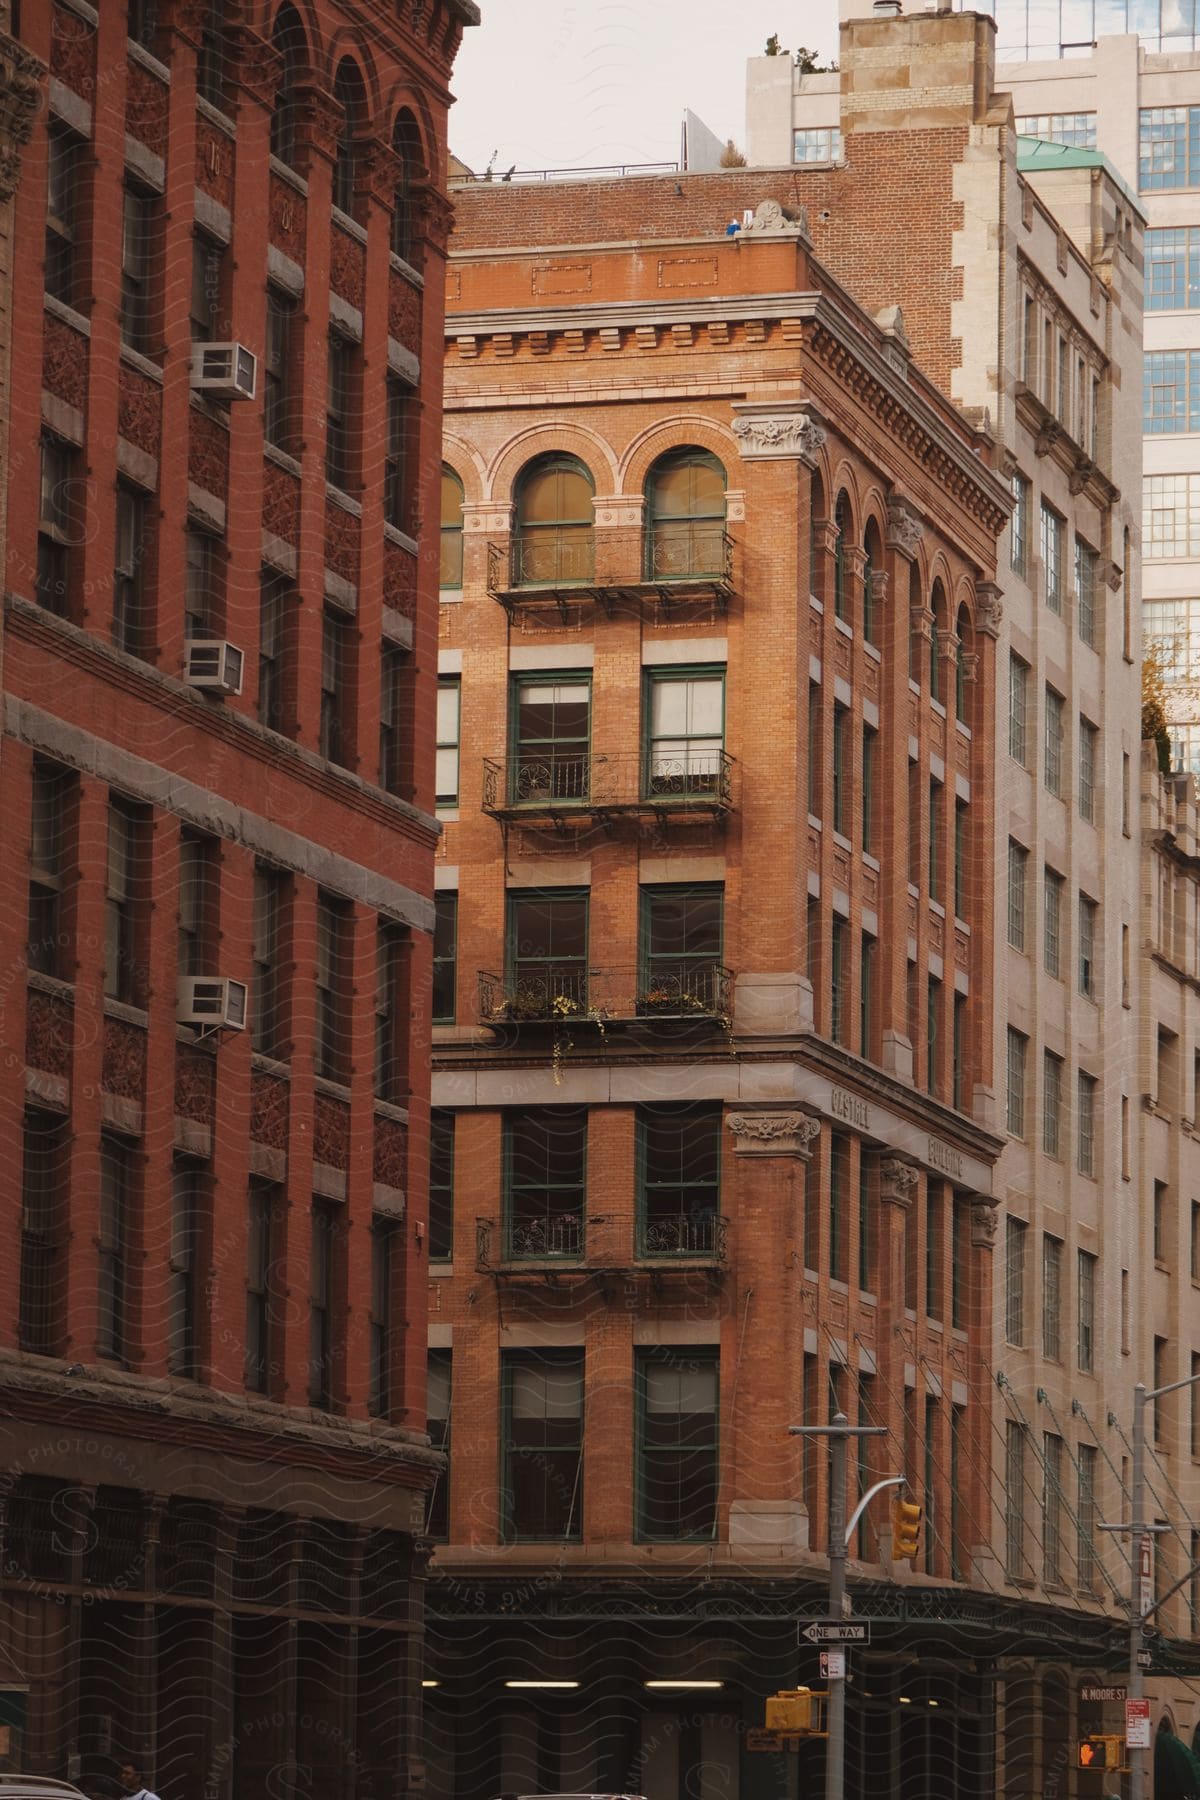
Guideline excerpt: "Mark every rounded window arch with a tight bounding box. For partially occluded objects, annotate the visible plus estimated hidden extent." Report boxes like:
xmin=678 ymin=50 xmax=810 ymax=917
xmin=930 ymin=578 xmax=949 ymax=700
xmin=808 ymin=469 xmax=826 ymax=602
xmin=269 ymin=5 xmax=307 ymax=167
xmin=833 ymin=491 xmax=852 ymax=624
xmin=644 ymin=446 xmax=727 ymax=581
xmin=513 ymin=454 xmax=595 ymax=588
xmin=863 ymin=517 xmax=883 ymax=647
xmin=391 ymin=109 xmax=423 ymax=264
xmin=440 ymin=466 xmax=464 ymax=590
xmin=333 ymin=58 xmax=366 ymax=216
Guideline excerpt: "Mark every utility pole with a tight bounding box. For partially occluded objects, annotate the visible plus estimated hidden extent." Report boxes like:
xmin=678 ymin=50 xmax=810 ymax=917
xmin=789 ymin=1410 xmax=889 ymax=1800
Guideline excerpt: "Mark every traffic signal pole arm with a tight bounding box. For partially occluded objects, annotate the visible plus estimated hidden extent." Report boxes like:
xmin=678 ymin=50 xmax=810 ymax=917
xmin=843 ymin=1475 xmax=905 ymax=1548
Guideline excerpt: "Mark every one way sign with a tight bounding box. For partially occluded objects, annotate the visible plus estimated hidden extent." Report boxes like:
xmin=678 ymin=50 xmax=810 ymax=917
xmin=800 ymin=1622 xmax=871 ymax=1645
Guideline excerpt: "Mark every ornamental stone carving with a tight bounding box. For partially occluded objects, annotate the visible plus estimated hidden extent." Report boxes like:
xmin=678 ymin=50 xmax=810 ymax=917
xmin=886 ymin=497 xmax=924 ymax=557
xmin=102 ymin=1017 xmax=147 ymax=1102
xmin=189 ymin=409 xmax=229 ymax=503
xmin=880 ymin=1157 xmax=920 ymax=1206
xmin=294 ymin=83 xmax=344 ymax=165
xmin=975 ymin=582 xmax=1003 ymax=638
xmin=50 ymin=6 xmax=95 ymax=105
xmin=384 ymin=539 xmax=417 ymax=617
xmin=174 ymin=1047 xmax=215 ymax=1125
xmin=263 ymin=459 xmax=300 ymax=545
xmin=250 ymin=1070 xmax=289 ymax=1149
xmin=43 ymin=312 xmax=88 ymax=411
xmin=354 ymin=136 xmax=404 ymax=208
xmin=226 ymin=26 xmax=282 ymax=112
xmin=0 ymin=36 xmax=45 ymax=203
xmin=388 ymin=273 xmax=422 ymax=353
xmin=330 ymin=226 xmax=366 ymax=312
xmin=314 ymin=1094 xmax=350 ymax=1171
xmin=325 ymin=500 xmax=361 ymax=582
xmin=126 ymin=57 xmax=169 ymax=158
xmin=413 ymin=185 xmax=456 ymax=251
xmin=268 ymin=174 xmax=306 ymax=259
xmin=727 ymin=1110 xmax=821 ymax=1158
xmin=731 ymin=408 xmax=826 ymax=464
xmin=25 ymin=988 xmax=72 ymax=1079
xmin=970 ymin=1198 xmax=998 ymax=1248
xmin=742 ymin=197 xmax=810 ymax=238
xmin=374 ymin=1115 xmax=408 ymax=1188
xmin=119 ymin=365 xmax=162 ymax=457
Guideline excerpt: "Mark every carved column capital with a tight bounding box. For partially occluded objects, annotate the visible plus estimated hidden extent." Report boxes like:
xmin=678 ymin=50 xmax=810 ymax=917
xmin=886 ymin=496 xmax=924 ymax=558
xmin=293 ymin=82 xmax=344 ymax=165
xmin=354 ymin=135 xmax=404 ymax=207
xmin=227 ymin=26 xmax=283 ymax=112
xmin=732 ymin=400 xmax=827 ymax=464
xmin=868 ymin=568 xmax=889 ymax=606
xmin=938 ymin=628 xmax=962 ymax=664
xmin=879 ymin=1157 xmax=921 ymax=1207
xmin=727 ymin=1109 xmax=822 ymax=1158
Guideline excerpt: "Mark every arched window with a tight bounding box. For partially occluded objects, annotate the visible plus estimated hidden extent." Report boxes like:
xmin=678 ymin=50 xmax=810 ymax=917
xmin=955 ymin=604 xmax=971 ymax=719
xmin=196 ymin=0 xmax=227 ymax=109
xmin=930 ymin=580 xmax=948 ymax=701
xmin=269 ymin=7 xmax=305 ymax=167
xmin=333 ymin=59 xmax=365 ymax=216
xmin=863 ymin=518 xmax=883 ymax=647
xmin=809 ymin=471 xmax=825 ymax=602
xmin=833 ymin=491 xmax=851 ymax=624
xmin=908 ymin=565 xmax=924 ymax=685
xmin=440 ymin=466 xmax=464 ymax=590
xmin=513 ymin=455 xmax=594 ymax=587
xmin=644 ymin=447 xmax=726 ymax=580
xmin=391 ymin=109 xmax=422 ymax=263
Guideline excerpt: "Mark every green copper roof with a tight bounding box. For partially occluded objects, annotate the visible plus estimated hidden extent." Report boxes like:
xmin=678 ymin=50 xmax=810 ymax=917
xmin=1016 ymin=134 xmax=1144 ymax=214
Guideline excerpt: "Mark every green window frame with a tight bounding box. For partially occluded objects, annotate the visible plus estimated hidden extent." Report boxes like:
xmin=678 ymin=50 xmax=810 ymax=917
xmin=432 ymin=892 xmax=457 ymax=1024
xmin=503 ymin=1107 xmax=586 ymax=1261
xmin=429 ymin=1110 xmax=454 ymax=1262
xmin=506 ymin=887 xmax=589 ymax=1015
xmin=426 ymin=1349 xmax=451 ymax=1538
xmin=635 ymin=1347 xmax=719 ymax=1542
xmin=644 ymin=664 xmax=725 ymax=799
xmin=502 ymin=1348 xmax=583 ymax=1541
xmin=440 ymin=465 xmax=463 ymax=589
xmin=833 ymin=492 xmax=851 ymax=623
xmin=513 ymin=454 xmax=594 ymax=587
xmin=644 ymin=447 xmax=726 ymax=580
xmin=436 ymin=678 xmax=460 ymax=808
xmin=510 ymin=671 xmax=592 ymax=804
xmin=636 ymin=1104 xmax=721 ymax=1258
xmin=638 ymin=882 xmax=723 ymax=1014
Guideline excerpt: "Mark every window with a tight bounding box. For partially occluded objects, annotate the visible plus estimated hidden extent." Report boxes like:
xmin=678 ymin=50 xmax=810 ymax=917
xmin=391 ymin=109 xmax=420 ymax=263
xmin=1145 ymin=473 xmax=1200 ymax=558
xmin=1193 ymin=1353 xmax=1200 ymax=1457
xmin=954 ymin=800 xmax=967 ymax=918
xmin=194 ymin=0 xmax=226 ymax=106
xmin=1044 ymin=868 xmax=1063 ymax=977
xmin=1154 ymin=1180 xmax=1168 ymax=1263
xmin=325 ymin=335 xmax=355 ymax=490
xmin=1041 ymin=504 xmax=1064 ymax=613
xmin=645 ymin=667 xmax=725 ymax=798
xmin=440 ymin=467 xmax=464 ymax=588
xmin=1043 ymin=1052 xmax=1063 ymax=1159
xmin=375 ymin=920 xmax=405 ymax=1103
xmin=269 ymin=5 xmax=304 ymax=166
xmin=1044 ymin=686 xmax=1064 ymax=796
xmin=332 ymin=59 xmax=363 ymax=216
xmin=258 ymin=571 xmax=289 ymax=732
xmin=1006 ymin=1030 xmax=1027 ymax=1138
xmin=177 ymin=831 xmax=217 ymax=979
xmin=927 ymin=975 xmax=940 ymax=1093
xmin=45 ymin=128 xmax=80 ymax=305
xmin=1141 ymin=107 xmax=1200 ymax=190
xmin=639 ymin=883 xmax=723 ymax=1013
xmin=113 ymin=484 xmax=147 ymax=655
xmin=859 ymin=1154 xmax=874 ymax=1292
xmin=1077 ymin=1250 xmax=1096 ymax=1373
xmin=98 ymin=1137 xmax=131 ymax=1361
xmin=309 ymin=1200 xmax=337 ymax=1409
xmin=862 ymin=725 xmax=877 ymax=856
xmin=1043 ymin=1433 xmax=1064 ymax=1585
xmin=504 ymin=1108 xmax=586 ymax=1261
xmin=320 ymin=608 xmax=350 ymax=766
xmin=1008 ymin=840 xmax=1028 ymax=951
xmin=190 ymin=231 xmax=225 ymax=341
xmin=429 ymin=1111 xmax=454 ymax=1261
xmin=314 ymin=893 xmax=350 ymax=1082
xmin=1008 ymin=653 xmax=1028 ymax=764
xmin=245 ymin=1180 xmax=275 ymax=1393
xmin=1079 ymin=895 xmax=1098 ymax=997
xmin=513 ymin=454 xmax=594 ymax=586
xmin=1016 ymin=111 xmax=1096 ymax=147
xmin=1154 ymin=1336 xmax=1169 ymax=1444
xmin=637 ymin=1105 xmax=721 ymax=1258
xmin=1023 ymin=294 xmax=1037 ymax=385
xmin=1042 ymin=1234 xmax=1063 ymax=1360
xmin=861 ymin=933 xmax=876 ymax=1059
xmin=1078 ymin=717 xmax=1098 ymax=822
xmin=1145 ymin=350 xmax=1200 ymax=433
xmin=1075 ymin=538 xmax=1098 ymax=648
xmin=928 ymin=779 xmax=941 ymax=901
xmin=952 ymin=992 xmax=967 ymax=1111
xmin=1006 ymin=1217 xmax=1027 ymax=1346
xmin=644 ymin=448 xmax=727 ymax=580
xmin=502 ymin=1349 xmax=583 ymax=1540
xmin=120 ymin=185 xmax=155 ymax=354
xmin=1077 ymin=1072 xmax=1096 ymax=1176
xmin=1147 ymin=226 xmax=1200 ymax=311
xmin=104 ymin=799 xmax=145 ymax=1005
xmin=925 ymin=1184 xmax=942 ymax=1321
xmin=636 ymin=1350 xmax=719 ymax=1541
xmin=1077 ymin=1444 xmax=1098 ymax=1591
xmin=19 ymin=1112 xmax=67 ymax=1355
xmin=37 ymin=436 xmax=74 ymax=616
xmin=507 ymin=889 xmax=588 ymax=1015
xmin=368 ymin=1217 xmax=396 ymax=1418
xmin=832 ymin=705 xmax=849 ymax=837
xmin=426 ymin=1351 xmax=451 ymax=1538
xmin=384 ymin=379 xmax=410 ymax=532
xmin=829 ymin=1133 xmax=850 ymax=1284
xmin=251 ymin=865 xmax=287 ymax=1058
xmin=807 ymin=681 xmax=822 ymax=817
xmin=436 ymin=678 xmax=460 ymax=807
xmin=1005 ymin=1422 xmax=1026 ymax=1580
xmin=184 ymin=528 xmax=218 ymax=639
xmin=794 ymin=125 xmax=841 ymax=163
xmin=379 ymin=644 xmax=406 ymax=796
xmin=432 ymin=892 xmax=457 ymax=1024
xmin=168 ymin=1160 xmax=203 ymax=1379
xmin=263 ymin=288 xmax=295 ymax=451
xmin=512 ymin=675 xmax=591 ymax=803
xmin=28 ymin=760 xmax=72 ymax=979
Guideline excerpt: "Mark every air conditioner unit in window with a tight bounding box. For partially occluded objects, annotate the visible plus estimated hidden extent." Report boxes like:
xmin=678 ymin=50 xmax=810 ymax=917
xmin=184 ymin=638 xmax=244 ymax=696
xmin=190 ymin=341 xmax=258 ymax=401
xmin=177 ymin=976 xmax=248 ymax=1032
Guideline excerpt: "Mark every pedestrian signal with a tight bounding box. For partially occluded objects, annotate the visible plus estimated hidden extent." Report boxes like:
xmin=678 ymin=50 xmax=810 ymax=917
xmin=1078 ymin=1737 xmax=1123 ymax=1771
xmin=891 ymin=1497 xmax=922 ymax=1560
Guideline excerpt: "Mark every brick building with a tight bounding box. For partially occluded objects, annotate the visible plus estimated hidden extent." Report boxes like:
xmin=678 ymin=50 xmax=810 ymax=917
xmin=0 ymin=0 xmax=474 ymax=1795
xmin=425 ymin=170 xmax=1015 ymax=1790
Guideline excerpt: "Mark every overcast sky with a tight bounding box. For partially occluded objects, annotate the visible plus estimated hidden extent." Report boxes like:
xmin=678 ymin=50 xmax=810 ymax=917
xmin=449 ymin=1 xmax=841 ymax=174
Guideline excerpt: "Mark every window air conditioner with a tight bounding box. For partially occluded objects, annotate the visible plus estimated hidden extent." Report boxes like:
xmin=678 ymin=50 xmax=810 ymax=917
xmin=184 ymin=639 xmax=244 ymax=696
xmin=178 ymin=976 xmax=248 ymax=1031
xmin=190 ymin=342 xmax=258 ymax=401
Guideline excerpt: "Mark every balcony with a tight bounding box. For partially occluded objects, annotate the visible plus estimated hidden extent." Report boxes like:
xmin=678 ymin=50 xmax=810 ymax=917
xmin=487 ymin=526 xmax=734 ymax=618
xmin=637 ymin=1210 xmax=729 ymax=1263
xmin=478 ymin=962 xmax=734 ymax=1028
xmin=476 ymin=1211 xmax=584 ymax=1270
xmin=474 ymin=1209 xmax=729 ymax=1283
xmin=481 ymin=750 xmax=735 ymax=822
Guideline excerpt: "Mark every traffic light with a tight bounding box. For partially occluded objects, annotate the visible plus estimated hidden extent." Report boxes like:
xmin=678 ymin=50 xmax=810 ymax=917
xmin=891 ymin=1496 xmax=922 ymax=1560
xmin=1078 ymin=1737 xmax=1124 ymax=1771
xmin=765 ymin=1688 xmax=815 ymax=1733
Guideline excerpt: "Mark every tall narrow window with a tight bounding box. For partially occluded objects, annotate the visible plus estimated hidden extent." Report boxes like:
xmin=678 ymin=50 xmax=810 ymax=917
xmin=177 ymin=832 xmax=217 ymax=979
xmin=646 ymin=668 xmax=725 ymax=798
xmin=332 ymin=60 xmax=362 ymax=214
xmin=98 ymin=1137 xmax=131 ymax=1361
xmin=1043 ymin=1433 xmax=1064 ymax=1585
xmin=251 ymin=865 xmax=287 ymax=1058
xmin=28 ymin=760 xmax=72 ymax=979
xmin=375 ymin=920 xmax=405 ymax=1103
xmin=503 ymin=1350 xmax=584 ymax=1540
xmin=952 ymin=992 xmax=967 ymax=1112
xmin=1005 ymin=1422 xmax=1026 ymax=1579
xmin=37 ymin=437 xmax=74 ymax=616
xmin=925 ymin=1184 xmax=942 ymax=1320
xmin=513 ymin=675 xmax=591 ymax=804
xmin=104 ymin=799 xmax=145 ymax=1005
xmin=309 ymin=1200 xmax=337 ymax=1409
xmin=368 ymin=1218 xmax=396 ymax=1418
xmin=951 ymin=1198 xmax=968 ymax=1330
xmin=830 ymin=1133 xmax=849 ymax=1283
xmin=807 ymin=682 xmax=822 ymax=817
xmin=1078 ymin=1444 xmax=1098 ymax=1591
xmin=120 ymin=185 xmax=155 ymax=354
xmin=832 ymin=492 xmax=851 ymax=624
xmin=1008 ymin=840 xmax=1028 ymax=951
xmin=184 ymin=528 xmax=219 ymax=640
xmin=1009 ymin=654 xmax=1029 ymax=764
xmin=258 ymin=572 xmax=288 ymax=733
xmin=928 ymin=780 xmax=941 ymax=900
xmin=1041 ymin=503 xmax=1063 ymax=613
xmin=1079 ymin=716 xmax=1099 ymax=823
xmin=927 ymin=975 xmax=941 ymax=1093
xmin=440 ymin=467 xmax=464 ymax=589
xmin=190 ymin=231 xmax=226 ymax=341
xmin=1043 ymin=1051 xmax=1063 ymax=1159
xmin=513 ymin=455 xmax=594 ymax=587
xmin=832 ymin=705 xmax=849 ymax=836
xmin=314 ymin=894 xmax=350 ymax=1083
xmin=1078 ymin=1250 xmax=1096 ymax=1372
xmin=426 ymin=1350 xmax=451 ymax=1538
xmin=379 ymin=643 xmax=406 ymax=796
xmin=504 ymin=1108 xmax=586 ymax=1261
xmin=636 ymin=1350 xmax=719 ymax=1541
xmin=637 ymin=1105 xmax=721 ymax=1259
xmin=507 ymin=889 xmax=588 ymax=1017
xmin=384 ymin=379 xmax=410 ymax=531
xmin=325 ymin=335 xmax=355 ymax=490
xmin=269 ymin=6 xmax=304 ymax=166
xmin=429 ymin=1111 xmax=454 ymax=1262
xmin=19 ymin=1113 xmax=67 ymax=1356
xmin=862 ymin=725 xmax=877 ymax=856
xmin=113 ymin=484 xmax=146 ymax=655
xmin=45 ymin=129 xmax=81 ymax=306
xmin=1042 ymin=1234 xmax=1063 ymax=1361
xmin=860 ymin=933 xmax=875 ymax=1059
xmin=830 ymin=916 xmax=849 ymax=1046
xmin=1154 ymin=1180 xmax=1169 ymax=1263
xmin=320 ymin=608 xmax=350 ymax=766
xmin=858 ymin=1154 xmax=874 ymax=1292
xmin=263 ymin=288 xmax=295 ymax=451
xmin=1005 ymin=1217 xmax=1027 ymax=1346
xmin=644 ymin=448 xmax=727 ymax=581
xmin=1079 ymin=896 xmax=1098 ymax=998
xmin=1010 ymin=471 xmax=1030 ymax=577
xmin=168 ymin=1160 xmax=203 ymax=1379
xmin=1044 ymin=869 xmax=1063 ymax=977
xmin=954 ymin=800 xmax=967 ymax=918
xmin=1044 ymin=686 xmax=1065 ymax=796
xmin=195 ymin=0 xmax=226 ymax=107
xmin=433 ymin=892 xmax=457 ymax=1024
xmin=639 ymin=884 xmax=723 ymax=1014
xmin=436 ymin=678 xmax=460 ymax=807
xmin=245 ymin=1180 xmax=275 ymax=1393
xmin=1076 ymin=536 xmax=1098 ymax=648
xmin=391 ymin=109 xmax=420 ymax=263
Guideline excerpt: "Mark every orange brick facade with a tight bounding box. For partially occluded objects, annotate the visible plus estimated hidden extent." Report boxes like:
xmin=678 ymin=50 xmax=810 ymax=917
xmin=425 ymin=211 xmax=1012 ymax=1798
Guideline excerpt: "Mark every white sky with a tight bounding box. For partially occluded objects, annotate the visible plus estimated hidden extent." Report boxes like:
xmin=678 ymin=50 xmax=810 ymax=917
xmin=449 ymin=1 xmax=841 ymax=174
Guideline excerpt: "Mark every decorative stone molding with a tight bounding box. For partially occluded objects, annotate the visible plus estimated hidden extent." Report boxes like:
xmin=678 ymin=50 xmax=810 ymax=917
xmin=938 ymin=629 xmax=961 ymax=664
xmin=741 ymin=197 xmax=810 ymax=238
xmin=463 ymin=503 xmax=512 ymax=534
xmin=886 ymin=496 xmax=924 ymax=557
xmin=909 ymin=602 xmax=935 ymax=642
xmin=879 ymin=1157 xmax=920 ymax=1207
xmin=1103 ymin=559 xmax=1123 ymax=593
xmin=594 ymin=494 xmax=644 ymax=528
xmin=354 ymin=136 xmax=403 ymax=208
xmin=731 ymin=400 xmax=826 ymax=464
xmin=726 ymin=1109 xmax=821 ymax=1158
xmin=0 ymin=35 xmax=45 ymax=203
xmin=974 ymin=582 xmax=1003 ymax=638
xmin=970 ymin=1198 xmax=998 ymax=1249
xmin=960 ymin=650 xmax=980 ymax=686
xmin=293 ymin=83 xmax=343 ymax=165
xmin=868 ymin=568 xmax=889 ymax=608
xmin=226 ymin=25 xmax=281 ymax=111
xmin=413 ymin=185 xmax=456 ymax=251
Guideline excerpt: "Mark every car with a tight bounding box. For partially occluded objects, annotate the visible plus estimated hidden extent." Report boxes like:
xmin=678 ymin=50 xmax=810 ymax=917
xmin=0 ymin=1782 xmax=89 ymax=1800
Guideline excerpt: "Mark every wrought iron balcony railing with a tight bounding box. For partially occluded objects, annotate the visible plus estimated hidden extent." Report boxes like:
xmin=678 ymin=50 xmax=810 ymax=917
xmin=478 ymin=963 xmax=733 ymax=1026
xmin=637 ymin=1211 xmax=729 ymax=1262
xmin=478 ymin=966 xmax=589 ymax=1024
xmin=476 ymin=1212 xmax=585 ymax=1269
xmin=486 ymin=528 xmax=735 ymax=609
xmin=481 ymin=750 xmax=735 ymax=817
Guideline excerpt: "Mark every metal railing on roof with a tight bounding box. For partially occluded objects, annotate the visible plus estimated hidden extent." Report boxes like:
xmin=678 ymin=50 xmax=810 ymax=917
xmin=451 ymin=161 xmax=680 ymax=185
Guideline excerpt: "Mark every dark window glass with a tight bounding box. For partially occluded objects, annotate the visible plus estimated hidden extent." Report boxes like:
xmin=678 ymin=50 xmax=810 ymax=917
xmin=314 ymin=893 xmax=351 ymax=1082
xmin=379 ymin=643 xmax=406 ymax=795
xmin=391 ymin=111 xmax=420 ymax=262
xmin=177 ymin=831 xmax=217 ymax=979
xmin=113 ymin=483 xmax=147 ymax=655
xmin=639 ymin=883 xmax=723 ymax=1012
xmin=637 ymin=1105 xmax=720 ymax=1258
xmin=28 ymin=759 xmax=72 ymax=978
xmin=503 ymin=1349 xmax=583 ymax=1540
xmin=104 ymin=798 xmax=146 ymax=1005
xmin=258 ymin=571 xmax=289 ymax=732
xmin=430 ymin=1111 xmax=454 ymax=1261
xmin=98 ymin=1136 xmax=132 ymax=1361
xmin=325 ymin=336 xmax=355 ymax=489
xmin=512 ymin=675 xmax=591 ymax=803
xmin=385 ymin=379 xmax=410 ymax=531
xmin=332 ymin=60 xmax=362 ymax=215
xmin=189 ymin=231 xmax=225 ymax=341
xmin=433 ymin=893 xmax=457 ymax=1023
xmin=636 ymin=1350 xmax=718 ymax=1541
xmin=37 ymin=436 xmax=74 ymax=616
xmin=245 ymin=1180 xmax=276 ymax=1393
xmin=269 ymin=8 xmax=303 ymax=166
xmin=426 ymin=1350 xmax=451 ymax=1537
xmin=440 ymin=466 xmax=464 ymax=588
xmin=195 ymin=0 xmax=226 ymax=108
xmin=19 ymin=1112 xmax=68 ymax=1355
xmin=309 ymin=1199 xmax=337 ymax=1409
xmin=507 ymin=889 xmax=588 ymax=1014
xmin=320 ymin=607 xmax=350 ymax=766
xmin=375 ymin=919 xmax=406 ymax=1102
xmin=45 ymin=129 xmax=80 ymax=305
xmin=168 ymin=1160 xmax=204 ymax=1378
xmin=184 ymin=528 xmax=218 ymax=639
xmin=120 ymin=185 xmax=155 ymax=354
xmin=369 ymin=1217 xmax=396 ymax=1418
xmin=251 ymin=865 xmax=287 ymax=1058
xmin=504 ymin=1108 xmax=586 ymax=1261
xmin=263 ymin=289 xmax=295 ymax=451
